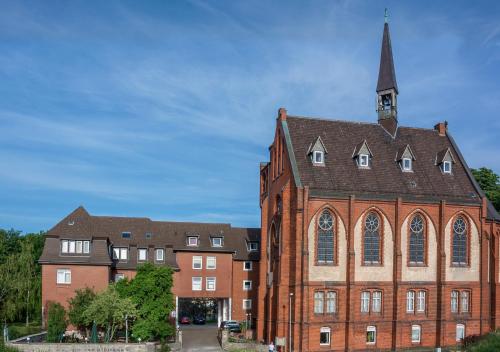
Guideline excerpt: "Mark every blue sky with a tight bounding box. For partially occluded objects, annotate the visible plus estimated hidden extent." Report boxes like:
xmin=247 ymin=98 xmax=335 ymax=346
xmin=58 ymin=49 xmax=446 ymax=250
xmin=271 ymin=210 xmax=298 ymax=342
xmin=1 ymin=0 xmax=499 ymax=233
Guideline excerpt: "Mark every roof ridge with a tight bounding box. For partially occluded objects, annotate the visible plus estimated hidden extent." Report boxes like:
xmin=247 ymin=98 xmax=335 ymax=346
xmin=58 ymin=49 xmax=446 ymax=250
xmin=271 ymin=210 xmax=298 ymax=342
xmin=287 ymin=115 xmax=379 ymax=126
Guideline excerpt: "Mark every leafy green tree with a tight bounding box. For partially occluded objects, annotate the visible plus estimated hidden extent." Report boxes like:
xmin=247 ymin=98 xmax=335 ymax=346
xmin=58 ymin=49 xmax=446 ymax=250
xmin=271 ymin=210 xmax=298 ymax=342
xmin=472 ymin=167 xmax=500 ymax=211
xmin=68 ymin=287 xmax=96 ymax=334
xmin=46 ymin=302 xmax=67 ymax=342
xmin=116 ymin=263 xmax=175 ymax=341
xmin=83 ymin=286 xmax=136 ymax=342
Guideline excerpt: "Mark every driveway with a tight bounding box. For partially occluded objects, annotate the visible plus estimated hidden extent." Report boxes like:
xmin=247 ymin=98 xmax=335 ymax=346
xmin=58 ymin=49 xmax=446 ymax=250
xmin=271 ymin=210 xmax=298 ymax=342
xmin=180 ymin=323 xmax=222 ymax=352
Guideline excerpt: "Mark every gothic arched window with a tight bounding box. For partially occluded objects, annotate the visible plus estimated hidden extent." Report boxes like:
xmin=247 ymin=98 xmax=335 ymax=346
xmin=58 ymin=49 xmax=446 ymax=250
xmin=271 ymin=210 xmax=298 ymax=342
xmin=452 ymin=216 xmax=468 ymax=265
xmin=317 ymin=210 xmax=334 ymax=264
xmin=364 ymin=212 xmax=381 ymax=264
xmin=409 ymin=214 xmax=425 ymax=264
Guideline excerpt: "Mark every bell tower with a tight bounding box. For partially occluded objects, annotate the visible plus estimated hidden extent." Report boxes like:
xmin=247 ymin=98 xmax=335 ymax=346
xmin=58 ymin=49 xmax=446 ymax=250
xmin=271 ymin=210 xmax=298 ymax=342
xmin=376 ymin=9 xmax=398 ymax=136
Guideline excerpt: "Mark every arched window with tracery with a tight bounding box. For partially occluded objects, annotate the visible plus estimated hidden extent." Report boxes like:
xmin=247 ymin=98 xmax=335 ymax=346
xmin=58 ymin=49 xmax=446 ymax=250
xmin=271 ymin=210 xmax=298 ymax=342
xmin=364 ymin=212 xmax=381 ymax=264
xmin=317 ymin=210 xmax=334 ymax=264
xmin=409 ymin=214 xmax=425 ymax=264
xmin=452 ymin=216 xmax=468 ymax=265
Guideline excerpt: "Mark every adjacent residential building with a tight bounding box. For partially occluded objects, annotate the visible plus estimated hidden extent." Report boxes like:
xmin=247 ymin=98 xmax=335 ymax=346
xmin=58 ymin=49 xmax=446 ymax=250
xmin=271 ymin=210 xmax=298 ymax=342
xmin=39 ymin=206 xmax=260 ymax=327
xmin=256 ymin=20 xmax=500 ymax=351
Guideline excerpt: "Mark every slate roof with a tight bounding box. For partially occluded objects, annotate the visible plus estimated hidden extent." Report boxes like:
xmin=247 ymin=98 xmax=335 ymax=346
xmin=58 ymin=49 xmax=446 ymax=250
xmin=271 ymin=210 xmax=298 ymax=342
xmin=284 ymin=116 xmax=482 ymax=204
xmin=39 ymin=207 xmax=260 ymax=267
xmin=377 ymin=22 xmax=398 ymax=93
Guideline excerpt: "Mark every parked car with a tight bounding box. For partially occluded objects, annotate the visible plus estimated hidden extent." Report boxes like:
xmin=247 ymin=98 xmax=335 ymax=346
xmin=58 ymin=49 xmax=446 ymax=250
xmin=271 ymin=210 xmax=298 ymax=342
xmin=220 ymin=320 xmax=241 ymax=333
xmin=179 ymin=316 xmax=191 ymax=324
xmin=193 ymin=316 xmax=206 ymax=325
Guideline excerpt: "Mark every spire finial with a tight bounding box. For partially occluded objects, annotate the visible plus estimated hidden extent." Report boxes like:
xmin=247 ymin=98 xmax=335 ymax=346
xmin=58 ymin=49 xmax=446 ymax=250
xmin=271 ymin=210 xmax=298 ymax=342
xmin=384 ymin=8 xmax=389 ymax=24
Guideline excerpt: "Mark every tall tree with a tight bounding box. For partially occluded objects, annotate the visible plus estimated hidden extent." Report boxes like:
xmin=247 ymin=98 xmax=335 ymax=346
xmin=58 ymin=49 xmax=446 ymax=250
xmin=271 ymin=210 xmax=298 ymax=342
xmin=68 ymin=288 xmax=97 ymax=335
xmin=472 ymin=167 xmax=500 ymax=211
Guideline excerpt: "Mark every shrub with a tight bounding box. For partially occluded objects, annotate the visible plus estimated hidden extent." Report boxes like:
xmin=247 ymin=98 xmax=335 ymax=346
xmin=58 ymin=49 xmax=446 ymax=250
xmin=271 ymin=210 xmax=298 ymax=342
xmin=46 ymin=302 xmax=67 ymax=342
xmin=68 ymin=287 xmax=96 ymax=334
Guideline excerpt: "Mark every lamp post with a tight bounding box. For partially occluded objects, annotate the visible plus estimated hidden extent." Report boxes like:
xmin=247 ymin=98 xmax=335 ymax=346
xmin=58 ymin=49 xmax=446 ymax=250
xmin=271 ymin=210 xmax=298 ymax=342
xmin=289 ymin=293 xmax=294 ymax=352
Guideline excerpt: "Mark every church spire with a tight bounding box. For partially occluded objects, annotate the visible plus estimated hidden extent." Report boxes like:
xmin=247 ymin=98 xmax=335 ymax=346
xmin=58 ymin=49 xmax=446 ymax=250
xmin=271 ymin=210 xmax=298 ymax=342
xmin=376 ymin=9 xmax=398 ymax=136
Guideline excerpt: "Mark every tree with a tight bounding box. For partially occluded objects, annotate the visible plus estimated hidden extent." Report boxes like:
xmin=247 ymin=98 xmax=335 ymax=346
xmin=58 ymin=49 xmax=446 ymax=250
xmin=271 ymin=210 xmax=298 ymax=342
xmin=83 ymin=286 xmax=136 ymax=342
xmin=116 ymin=263 xmax=175 ymax=341
xmin=46 ymin=302 xmax=67 ymax=342
xmin=68 ymin=287 xmax=96 ymax=334
xmin=472 ymin=167 xmax=500 ymax=211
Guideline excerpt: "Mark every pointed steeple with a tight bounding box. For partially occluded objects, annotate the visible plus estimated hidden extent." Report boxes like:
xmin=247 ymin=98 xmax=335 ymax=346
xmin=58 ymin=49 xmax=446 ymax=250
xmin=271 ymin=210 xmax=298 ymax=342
xmin=377 ymin=13 xmax=398 ymax=93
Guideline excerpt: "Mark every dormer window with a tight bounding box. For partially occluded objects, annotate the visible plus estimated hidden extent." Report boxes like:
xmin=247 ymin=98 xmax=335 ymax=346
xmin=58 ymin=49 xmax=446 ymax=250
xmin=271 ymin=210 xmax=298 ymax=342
xmin=396 ymin=145 xmax=416 ymax=173
xmin=443 ymin=161 xmax=452 ymax=174
xmin=247 ymin=241 xmax=259 ymax=252
xmin=308 ymin=136 xmax=327 ymax=166
xmin=211 ymin=237 xmax=223 ymax=247
xmin=359 ymin=154 xmax=369 ymax=167
xmin=122 ymin=232 xmax=131 ymax=239
xmin=313 ymin=151 xmax=324 ymax=164
xmin=402 ymin=158 xmax=412 ymax=171
xmin=187 ymin=236 xmax=199 ymax=247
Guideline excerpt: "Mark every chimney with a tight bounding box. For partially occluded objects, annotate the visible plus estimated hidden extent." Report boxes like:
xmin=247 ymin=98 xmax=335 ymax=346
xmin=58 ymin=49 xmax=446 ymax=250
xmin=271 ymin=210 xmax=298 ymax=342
xmin=278 ymin=107 xmax=287 ymax=121
xmin=434 ymin=121 xmax=448 ymax=136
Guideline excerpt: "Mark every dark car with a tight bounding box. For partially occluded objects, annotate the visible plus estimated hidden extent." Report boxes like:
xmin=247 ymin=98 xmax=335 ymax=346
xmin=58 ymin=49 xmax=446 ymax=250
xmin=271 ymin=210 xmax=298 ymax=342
xmin=220 ymin=320 xmax=241 ymax=333
xmin=193 ymin=316 xmax=206 ymax=325
xmin=179 ymin=316 xmax=190 ymax=324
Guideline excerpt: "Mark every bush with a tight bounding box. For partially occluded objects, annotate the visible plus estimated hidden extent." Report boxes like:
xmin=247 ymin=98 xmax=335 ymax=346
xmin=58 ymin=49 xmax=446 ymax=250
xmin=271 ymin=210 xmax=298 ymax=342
xmin=68 ymin=287 xmax=96 ymax=334
xmin=46 ymin=302 xmax=67 ymax=342
xmin=6 ymin=322 xmax=42 ymax=340
xmin=467 ymin=331 xmax=500 ymax=351
xmin=0 ymin=340 xmax=19 ymax=352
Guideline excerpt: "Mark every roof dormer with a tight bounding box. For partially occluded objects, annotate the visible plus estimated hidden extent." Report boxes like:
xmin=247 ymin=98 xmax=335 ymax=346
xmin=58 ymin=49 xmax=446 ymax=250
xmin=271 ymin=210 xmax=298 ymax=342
xmin=352 ymin=140 xmax=373 ymax=169
xmin=435 ymin=148 xmax=456 ymax=174
xmin=396 ymin=144 xmax=416 ymax=172
xmin=307 ymin=136 xmax=327 ymax=166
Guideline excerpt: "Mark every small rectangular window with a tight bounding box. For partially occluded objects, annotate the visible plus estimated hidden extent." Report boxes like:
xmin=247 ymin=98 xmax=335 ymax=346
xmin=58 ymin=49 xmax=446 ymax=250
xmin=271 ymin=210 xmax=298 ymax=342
xmin=243 ymin=280 xmax=252 ymax=291
xmin=403 ymin=158 xmax=412 ymax=171
xmin=113 ymin=247 xmax=128 ymax=260
xmin=83 ymin=241 xmax=90 ymax=254
xmin=315 ymin=291 xmax=324 ymax=314
xmin=193 ymin=256 xmax=202 ymax=269
xmin=361 ymin=291 xmax=370 ymax=313
xmin=243 ymin=299 xmax=252 ymax=310
xmin=206 ymin=277 xmax=216 ymax=291
xmin=243 ymin=261 xmax=253 ymax=271
xmin=192 ymin=277 xmax=202 ymax=291
xmin=443 ymin=161 xmax=452 ymax=174
xmin=76 ymin=241 xmax=83 ymax=253
xmin=247 ymin=242 xmax=259 ymax=251
xmin=115 ymin=274 xmax=125 ymax=282
xmin=359 ymin=154 xmax=369 ymax=167
xmin=411 ymin=325 xmax=421 ymax=343
xmin=207 ymin=256 xmax=216 ymax=269
xmin=156 ymin=248 xmax=164 ymax=262
xmin=319 ymin=327 xmax=331 ymax=346
xmin=366 ymin=326 xmax=376 ymax=344
xmin=122 ymin=232 xmax=131 ymax=239
xmin=56 ymin=269 xmax=71 ymax=284
xmin=69 ymin=240 xmax=76 ymax=253
xmin=461 ymin=291 xmax=469 ymax=313
xmin=372 ymin=291 xmax=382 ymax=313
xmin=211 ymin=237 xmax=223 ymax=247
xmin=326 ymin=291 xmax=336 ymax=313
xmin=138 ymin=248 xmax=147 ymax=261
xmin=61 ymin=240 xmax=69 ymax=253
xmin=417 ymin=291 xmax=426 ymax=312
xmin=313 ymin=151 xmax=324 ymax=164
xmin=187 ymin=236 xmax=198 ymax=246
xmin=451 ymin=290 xmax=459 ymax=313
xmin=406 ymin=291 xmax=415 ymax=313
xmin=456 ymin=324 xmax=465 ymax=341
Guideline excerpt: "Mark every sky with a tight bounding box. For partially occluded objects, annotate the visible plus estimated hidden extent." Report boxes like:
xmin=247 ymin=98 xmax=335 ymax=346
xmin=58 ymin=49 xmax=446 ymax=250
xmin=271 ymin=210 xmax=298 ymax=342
xmin=1 ymin=0 xmax=499 ymax=233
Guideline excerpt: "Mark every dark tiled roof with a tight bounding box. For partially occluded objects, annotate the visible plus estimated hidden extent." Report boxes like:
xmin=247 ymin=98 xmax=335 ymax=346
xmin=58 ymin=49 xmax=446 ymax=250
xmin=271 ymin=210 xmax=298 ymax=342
xmin=285 ymin=116 xmax=480 ymax=203
xmin=377 ymin=23 xmax=398 ymax=93
xmin=39 ymin=207 xmax=260 ymax=267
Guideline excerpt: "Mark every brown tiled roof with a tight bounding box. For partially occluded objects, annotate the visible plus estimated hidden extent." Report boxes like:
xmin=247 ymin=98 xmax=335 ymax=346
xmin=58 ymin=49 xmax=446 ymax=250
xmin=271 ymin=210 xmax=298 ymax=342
xmin=39 ymin=207 xmax=260 ymax=267
xmin=285 ymin=116 xmax=481 ymax=203
xmin=377 ymin=23 xmax=398 ymax=93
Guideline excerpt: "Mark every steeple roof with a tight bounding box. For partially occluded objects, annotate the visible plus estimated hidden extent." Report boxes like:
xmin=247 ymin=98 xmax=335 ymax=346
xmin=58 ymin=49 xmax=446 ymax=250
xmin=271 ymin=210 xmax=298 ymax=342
xmin=376 ymin=22 xmax=398 ymax=93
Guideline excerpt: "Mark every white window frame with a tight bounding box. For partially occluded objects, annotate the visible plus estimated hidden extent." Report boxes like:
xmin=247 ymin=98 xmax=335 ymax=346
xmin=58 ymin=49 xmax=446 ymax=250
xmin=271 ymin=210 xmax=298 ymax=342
xmin=411 ymin=325 xmax=421 ymax=343
xmin=61 ymin=240 xmax=69 ymax=253
xmin=206 ymin=277 xmax=216 ymax=291
xmin=402 ymin=158 xmax=412 ymax=171
xmin=372 ymin=291 xmax=382 ymax=313
xmin=113 ymin=247 xmax=128 ymax=261
xmin=206 ymin=256 xmax=216 ymax=269
xmin=76 ymin=241 xmax=83 ymax=253
xmin=69 ymin=240 xmax=76 ymax=253
xmin=138 ymin=248 xmax=147 ymax=261
xmin=243 ymin=280 xmax=252 ymax=291
xmin=187 ymin=236 xmax=198 ymax=246
xmin=192 ymin=256 xmax=203 ymax=269
xmin=115 ymin=273 xmax=125 ymax=282
xmin=406 ymin=291 xmax=415 ymax=313
xmin=326 ymin=291 xmax=337 ymax=313
xmin=243 ymin=299 xmax=252 ymax=310
xmin=417 ymin=291 xmax=426 ymax=312
xmin=366 ymin=326 xmax=376 ymax=344
xmin=83 ymin=241 xmax=90 ymax=254
xmin=248 ymin=242 xmax=259 ymax=251
xmin=56 ymin=269 xmax=71 ymax=284
xmin=155 ymin=248 xmax=164 ymax=262
xmin=192 ymin=277 xmax=202 ymax=291
xmin=461 ymin=291 xmax=469 ymax=313
xmin=313 ymin=150 xmax=324 ymax=164
xmin=443 ymin=161 xmax=452 ymax=174
xmin=211 ymin=237 xmax=223 ymax=247
xmin=319 ymin=327 xmax=331 ymax=346
xmin=361 ymin=291 xmax=370 ymax=313
xmin=451 ymin=290 xmax=459 ymax=313
xmin=456 ymin=324 xmax=465 ymax=341
xmin=120 ymin=248 xmax=128 ymax=260
xmin=359 ymin=154 xmax=369 ymax=167
xmin=243 ymin=261 xmax=253 ymax=271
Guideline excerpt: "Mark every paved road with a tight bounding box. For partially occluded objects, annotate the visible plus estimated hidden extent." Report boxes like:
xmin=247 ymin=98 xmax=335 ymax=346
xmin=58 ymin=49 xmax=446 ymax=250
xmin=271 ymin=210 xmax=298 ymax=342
xmin=180 ymin=324 xmax=222 ymax=352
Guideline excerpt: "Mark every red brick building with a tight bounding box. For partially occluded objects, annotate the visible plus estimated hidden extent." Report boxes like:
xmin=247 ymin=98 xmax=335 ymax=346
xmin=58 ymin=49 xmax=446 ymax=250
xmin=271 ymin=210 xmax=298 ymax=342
xmin=39 ymin=206 xmax=260 ymax=327
xmin=256 ymin=21 xmax=500 ymax=351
